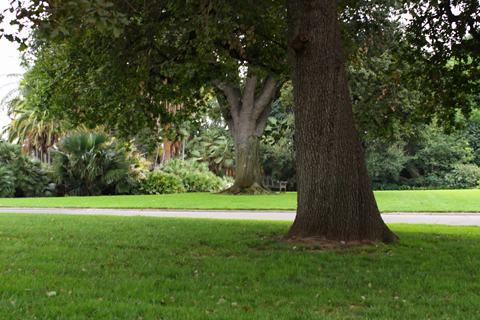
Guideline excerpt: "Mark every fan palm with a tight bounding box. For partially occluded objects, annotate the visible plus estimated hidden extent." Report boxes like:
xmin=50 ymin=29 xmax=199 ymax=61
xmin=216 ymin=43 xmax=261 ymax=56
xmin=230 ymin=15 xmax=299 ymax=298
xmin=52 ymin=131 xmax=135 ymax=196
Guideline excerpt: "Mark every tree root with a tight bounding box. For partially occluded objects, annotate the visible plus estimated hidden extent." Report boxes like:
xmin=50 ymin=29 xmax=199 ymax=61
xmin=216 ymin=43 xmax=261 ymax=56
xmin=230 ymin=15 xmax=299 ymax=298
xmin=285 ymin=214 xmax=400 ymax=244
xmin=218 ymin=182 xmax=274 ymax=195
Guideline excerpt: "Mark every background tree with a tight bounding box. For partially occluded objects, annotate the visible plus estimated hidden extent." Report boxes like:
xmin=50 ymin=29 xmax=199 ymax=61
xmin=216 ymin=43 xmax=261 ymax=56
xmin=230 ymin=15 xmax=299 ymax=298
xmin=4 ymin=0 xmax=479 ymax=242
xmin=463 ymin=109 xmax=480 ymax=166
xmin=400 ymin=0 xmax=480 ymax=132
xmin=5 ymin=0 xmax=288 ymax=194
xmin=1 ymin=59 xmax=87 ymax=161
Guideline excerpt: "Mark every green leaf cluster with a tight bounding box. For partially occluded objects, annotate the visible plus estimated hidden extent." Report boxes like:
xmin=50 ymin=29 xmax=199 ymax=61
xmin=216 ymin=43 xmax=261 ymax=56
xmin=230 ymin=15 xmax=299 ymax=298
xmin=365 ymin=140 xmax=411 ymax=183
xmin=0 ymin=141 xmax=56 ymax=198
xmin=186 ymin=127 xmax=235 ymax=177
xmin=411 ymin=126 xmax=474 ymax=175
xmin=159 ymin=159 xmax=225 ymax=193
xmin=138 ymin=171 xmax=186 ymax=195
xmin=138 ymin=159 xmax=226 ymax=195
xmin=51 ymin=131 xmax=144 ymax=196
xmin=445 ymin=163 xmax=480 ymax=189
xmin=399 ymin=0 xmax=480 ymax=131
xmin=9 ymin=0 xmax=287 ymax=142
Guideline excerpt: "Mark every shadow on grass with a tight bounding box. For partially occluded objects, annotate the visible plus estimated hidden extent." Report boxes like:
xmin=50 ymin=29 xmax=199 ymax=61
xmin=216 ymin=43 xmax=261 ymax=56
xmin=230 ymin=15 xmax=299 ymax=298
xmin=1 ymin=214 xmax=479 ymax=319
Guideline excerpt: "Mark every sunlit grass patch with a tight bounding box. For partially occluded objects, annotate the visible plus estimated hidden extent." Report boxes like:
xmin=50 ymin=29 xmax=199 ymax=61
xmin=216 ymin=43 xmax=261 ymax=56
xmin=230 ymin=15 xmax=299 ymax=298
xmin=0 ymin=189 xmax=479 ymax=212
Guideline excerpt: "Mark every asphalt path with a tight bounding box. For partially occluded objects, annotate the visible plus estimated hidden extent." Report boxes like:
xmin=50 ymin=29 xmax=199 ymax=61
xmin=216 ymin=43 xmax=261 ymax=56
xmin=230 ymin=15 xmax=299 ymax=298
xmin=1 ymin=208 xmax=480 ymax=226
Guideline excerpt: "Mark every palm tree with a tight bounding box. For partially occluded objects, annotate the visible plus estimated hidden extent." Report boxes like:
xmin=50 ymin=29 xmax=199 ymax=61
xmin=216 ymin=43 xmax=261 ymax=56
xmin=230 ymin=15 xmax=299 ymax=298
xmin=6 ymin=107 xmax=60 ymax=162
xmin=0 ymin=72 xmax=24 ymax=115
xmin=51 ymin=130 xmax=137 ymax=196
xmin=187 ymin=128 xmax=235 ymax=176
xmin=1 ymin=67 xmax=63 ymax=162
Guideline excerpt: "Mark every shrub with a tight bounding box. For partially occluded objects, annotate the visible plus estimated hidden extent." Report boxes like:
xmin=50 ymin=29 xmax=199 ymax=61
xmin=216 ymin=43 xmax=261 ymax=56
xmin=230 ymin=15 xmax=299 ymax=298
xmin=52 ymin=131 xmax=144 ymax=196
xmin=21 ymin=159 xmax=58 ymax=197
xmin=412 ymin=128 xmax=474 ymax=175
xmin=185 ymin=128 xmax=235 ymax=177
xmin=159 ymin=159 xmax=225 ymax=192
xmin=371 ymin=182 xmax=402 ymax=190
xmin=0 ymin=167 xmax=15 ymax=198
xmin=0 ymin=142 xmax=55 ymax=197
xmin=365 ymin=140 xmax=410 ymax=184
xmin=445 ymin=164 xmax=480 ymax=189
xmin=139 ymin=171 xmax=185 ymax=195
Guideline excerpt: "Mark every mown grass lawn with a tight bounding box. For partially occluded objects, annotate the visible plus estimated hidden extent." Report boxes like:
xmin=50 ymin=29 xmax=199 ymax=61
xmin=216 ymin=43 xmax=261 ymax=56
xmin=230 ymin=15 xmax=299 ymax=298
xmin=0 ymin=189 xmax=479 ymax=212
xmin=1 ymin=213 xmax=479 ymax=319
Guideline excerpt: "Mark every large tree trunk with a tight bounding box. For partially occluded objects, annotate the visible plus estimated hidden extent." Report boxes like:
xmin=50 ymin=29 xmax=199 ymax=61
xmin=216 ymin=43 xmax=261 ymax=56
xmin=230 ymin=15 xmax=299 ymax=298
xmin=214 ymin=68 xmax=278 ymax=195
xmin=286 ymin=0 xmax=398 ymax=243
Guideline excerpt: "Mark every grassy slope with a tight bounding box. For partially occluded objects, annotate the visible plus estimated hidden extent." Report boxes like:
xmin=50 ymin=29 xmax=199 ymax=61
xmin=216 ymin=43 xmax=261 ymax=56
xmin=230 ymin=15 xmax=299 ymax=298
xmin=0 ymin=189 xmax=480 ymax=212
xmin=1 ymin=213 xmax=479 ymax=319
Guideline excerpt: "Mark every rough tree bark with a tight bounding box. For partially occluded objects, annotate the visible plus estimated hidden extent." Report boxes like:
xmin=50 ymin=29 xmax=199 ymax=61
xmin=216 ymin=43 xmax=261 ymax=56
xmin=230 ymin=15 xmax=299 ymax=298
xmin=214 ymin=68 xmax=279 ymax=195
xmin=286 ymin=0 xmax=398 ymax=243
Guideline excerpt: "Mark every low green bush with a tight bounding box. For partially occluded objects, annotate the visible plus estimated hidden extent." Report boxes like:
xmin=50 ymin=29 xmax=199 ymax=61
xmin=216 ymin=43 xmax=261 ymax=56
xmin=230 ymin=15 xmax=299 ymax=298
xmin=445 ymin=163 xmax=480 ymax=189
xmin=139 ymin=170 xmax=185 ymax=194
xmin=52 ymin=131 xmax=147 ymax=196
xmin=158 ymin=159 xmax=225 ymax=192
xmin=371 ymin=182 xmax=402 ymax=190
xmin=21 ymin=159 xmax=57 ymax=197
xmin=0 ymin=142 xmax=56 ymax=197
xmin=0 ymin=167 xmax=15 ymax=197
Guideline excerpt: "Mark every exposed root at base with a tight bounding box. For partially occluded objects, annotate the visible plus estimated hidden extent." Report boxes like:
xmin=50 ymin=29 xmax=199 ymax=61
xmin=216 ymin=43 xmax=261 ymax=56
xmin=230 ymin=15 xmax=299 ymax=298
xmin=218 ymin=182 xmax=274 ymax=195
xmin=286 ymin=221 xmax=399 ymax=245
xmin=278 ymin=235 xmax=376 ymax=251
xmin=381 ymin=228 xmax=400 ymax=244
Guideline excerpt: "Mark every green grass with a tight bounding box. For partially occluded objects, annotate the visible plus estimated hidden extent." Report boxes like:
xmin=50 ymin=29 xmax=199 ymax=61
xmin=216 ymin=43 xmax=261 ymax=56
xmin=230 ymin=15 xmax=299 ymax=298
xmin=1 ymin=213 xmax=479 ymax=319
xmin=0 ymin=189 xmax=480 ymax=212
xmin=375 ymin=189 xmax=480 ymax=212
xmin=0 ymin=193 xmax=298 ymax=210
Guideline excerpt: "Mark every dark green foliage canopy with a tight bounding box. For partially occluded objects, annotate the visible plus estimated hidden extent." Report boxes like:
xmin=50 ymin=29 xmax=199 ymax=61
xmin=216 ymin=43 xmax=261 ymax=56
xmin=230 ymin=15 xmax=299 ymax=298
xmin=3 ymin=0 xmax=287 ymax=144
xmin=2 ymin=0 xmax=479 ymax=146
xmin=400 ymin=0 xmax=480 ymax=131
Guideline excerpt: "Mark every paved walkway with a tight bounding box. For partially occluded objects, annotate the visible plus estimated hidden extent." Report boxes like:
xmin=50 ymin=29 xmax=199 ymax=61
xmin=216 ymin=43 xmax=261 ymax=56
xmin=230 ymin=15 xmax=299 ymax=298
xmin=1 ymin=208 xmax=480 ymax=226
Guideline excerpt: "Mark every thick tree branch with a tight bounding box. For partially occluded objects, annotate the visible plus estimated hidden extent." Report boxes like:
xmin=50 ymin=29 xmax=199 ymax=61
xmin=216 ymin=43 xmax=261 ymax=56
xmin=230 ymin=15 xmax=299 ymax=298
xmin=212 ymin=39 xmax=285 ymax=76
xmin=468 ymin=20 xmax=480 ymax=41
xmin=122 ymin=0 xmax=138 ymax=12
xmin=213 ymin=80 xmax=242 ymax=117
xmin=254 ymin=100 xmax=273 ymax=136
xmin=243 ymin=67 xmax=258 ymax=112
xmin=252 ymin=75 xmax=279 ymax=120
xmin=256 ymin=32 xmax=288 ymax=50
xmin=214 ymin=88 xmax=236 ymax=139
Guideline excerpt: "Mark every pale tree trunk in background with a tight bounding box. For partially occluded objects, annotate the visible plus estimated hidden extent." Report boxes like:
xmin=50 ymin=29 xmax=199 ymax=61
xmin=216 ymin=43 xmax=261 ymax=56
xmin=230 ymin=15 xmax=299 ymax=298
xmin=214 ymin=68 xmax=279 ymax=194
xmin=163 ymin=123 xmax=172 ymax=163
xmin=286 ymin=0 xmax=398 ymax=243
xmin=161 ymin=102 xmax=182 ymax=164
